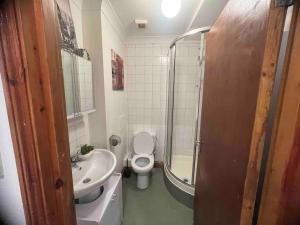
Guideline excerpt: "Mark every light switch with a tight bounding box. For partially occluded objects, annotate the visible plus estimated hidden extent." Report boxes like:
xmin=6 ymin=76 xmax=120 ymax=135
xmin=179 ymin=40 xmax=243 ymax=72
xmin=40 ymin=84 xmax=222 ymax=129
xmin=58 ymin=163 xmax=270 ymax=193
xmin=0 ymin=153 xmax=4 ymax=179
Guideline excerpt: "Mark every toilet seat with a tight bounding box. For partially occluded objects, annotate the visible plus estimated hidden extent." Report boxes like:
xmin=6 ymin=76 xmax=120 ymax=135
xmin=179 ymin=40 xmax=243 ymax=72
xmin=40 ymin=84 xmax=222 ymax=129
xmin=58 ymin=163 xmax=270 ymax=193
xmin=133 ymin=132 xmax=155 ymax=155
xmin=131 ymin=154 xmax=154 ymax=174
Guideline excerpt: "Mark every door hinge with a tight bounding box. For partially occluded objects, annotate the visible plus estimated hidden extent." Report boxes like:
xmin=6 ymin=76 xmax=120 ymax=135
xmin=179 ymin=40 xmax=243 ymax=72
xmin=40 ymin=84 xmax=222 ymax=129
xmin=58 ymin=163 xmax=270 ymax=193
xmin=275 ymin=0 xmax=294 ymax=7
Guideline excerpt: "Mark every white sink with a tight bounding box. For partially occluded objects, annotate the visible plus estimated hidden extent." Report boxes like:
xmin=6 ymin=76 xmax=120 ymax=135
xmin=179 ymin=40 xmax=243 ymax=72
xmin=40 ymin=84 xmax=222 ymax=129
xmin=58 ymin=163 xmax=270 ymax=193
xmin=72 ymin=149 xmax=117 ymax=199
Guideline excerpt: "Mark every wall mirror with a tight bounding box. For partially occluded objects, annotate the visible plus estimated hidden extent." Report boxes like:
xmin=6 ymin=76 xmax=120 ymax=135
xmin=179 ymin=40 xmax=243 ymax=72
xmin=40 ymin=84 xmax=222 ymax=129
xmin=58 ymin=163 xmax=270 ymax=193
xmin=61 ymin=49 xmax=95 ymax=120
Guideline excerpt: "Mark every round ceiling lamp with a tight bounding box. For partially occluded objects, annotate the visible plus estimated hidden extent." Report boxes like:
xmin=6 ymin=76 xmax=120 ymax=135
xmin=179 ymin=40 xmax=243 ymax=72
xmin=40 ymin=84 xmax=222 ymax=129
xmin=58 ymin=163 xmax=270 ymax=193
xmin=161 ymin=0 xmax=181 ymax=18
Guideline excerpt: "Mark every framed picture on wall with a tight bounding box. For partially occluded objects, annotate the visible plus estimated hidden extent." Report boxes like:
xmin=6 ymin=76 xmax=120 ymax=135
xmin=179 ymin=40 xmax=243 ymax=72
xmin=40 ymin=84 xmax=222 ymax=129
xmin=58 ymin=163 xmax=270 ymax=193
xmin=111 ymin=49 xmax=124 ymax=91
xmin=56 ymin=3 xmax=78 ymax=53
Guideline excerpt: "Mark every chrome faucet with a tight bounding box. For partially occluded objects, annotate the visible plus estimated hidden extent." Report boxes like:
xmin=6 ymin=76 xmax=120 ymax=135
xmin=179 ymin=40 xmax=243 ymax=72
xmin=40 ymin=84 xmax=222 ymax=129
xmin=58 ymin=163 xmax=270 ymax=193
xmin=70 ymin=151 xmax=81 ymax=169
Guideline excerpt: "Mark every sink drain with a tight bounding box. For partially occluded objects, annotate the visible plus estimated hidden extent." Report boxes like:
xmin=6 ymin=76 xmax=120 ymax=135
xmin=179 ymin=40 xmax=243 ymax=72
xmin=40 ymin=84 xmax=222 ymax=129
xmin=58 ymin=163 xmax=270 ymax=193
xmin=83 ymin=178 xmax=91 ymax=184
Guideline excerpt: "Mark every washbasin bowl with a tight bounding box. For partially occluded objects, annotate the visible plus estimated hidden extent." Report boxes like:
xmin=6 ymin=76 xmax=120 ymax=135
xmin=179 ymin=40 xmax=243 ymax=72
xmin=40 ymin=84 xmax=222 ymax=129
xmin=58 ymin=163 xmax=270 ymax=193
xmin=72 ymin=149 xmax=117 ymax=199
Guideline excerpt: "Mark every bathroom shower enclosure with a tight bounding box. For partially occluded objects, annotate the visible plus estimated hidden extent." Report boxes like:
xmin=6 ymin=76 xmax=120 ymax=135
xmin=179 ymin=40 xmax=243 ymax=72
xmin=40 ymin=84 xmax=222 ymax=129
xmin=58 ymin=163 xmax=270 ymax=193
xmin=164 ymin=27 xmax=209 ymax=203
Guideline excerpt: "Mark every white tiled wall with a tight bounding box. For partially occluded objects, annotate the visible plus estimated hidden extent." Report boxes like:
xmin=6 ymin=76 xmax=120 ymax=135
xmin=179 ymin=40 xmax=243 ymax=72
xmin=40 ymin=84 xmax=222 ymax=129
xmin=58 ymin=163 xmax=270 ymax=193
xmin=125 ymin=42 xmax=169 ymax=161
xmin=125 ymin=41 xmax=203 ymax=160
xmin=68 ymin=118 xmax=89 ymax=155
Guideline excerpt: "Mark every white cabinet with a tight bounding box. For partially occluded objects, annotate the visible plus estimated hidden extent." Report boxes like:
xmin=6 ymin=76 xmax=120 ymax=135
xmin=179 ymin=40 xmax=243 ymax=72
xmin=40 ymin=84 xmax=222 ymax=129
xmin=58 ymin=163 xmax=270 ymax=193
xmin=61 ymin=49 xmax=95 ymax=120
xmin=77 ymin=56 xmax=95 ymax=112
xmin=61 ymin=50 xmax=79 ymax=118
xmin=76 ymin=174 xmax=123 ymax=225
xmin=101 ymin=179 xmax=122 ymax=225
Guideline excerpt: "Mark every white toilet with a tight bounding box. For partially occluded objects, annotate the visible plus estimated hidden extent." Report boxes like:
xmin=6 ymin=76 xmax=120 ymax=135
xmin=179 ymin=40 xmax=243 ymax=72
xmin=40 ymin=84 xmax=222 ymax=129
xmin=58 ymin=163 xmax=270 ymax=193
xmin=131 ymin=132 xmax=155 ymax=189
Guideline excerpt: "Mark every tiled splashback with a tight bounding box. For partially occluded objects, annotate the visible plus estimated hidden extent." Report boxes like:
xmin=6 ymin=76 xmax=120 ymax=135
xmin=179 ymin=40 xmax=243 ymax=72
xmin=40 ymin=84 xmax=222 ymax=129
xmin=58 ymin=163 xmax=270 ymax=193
xmin=68 ymin=118 xmax=89 ymax=155
xmin=125 ymin=43 xmax=169 ymax=161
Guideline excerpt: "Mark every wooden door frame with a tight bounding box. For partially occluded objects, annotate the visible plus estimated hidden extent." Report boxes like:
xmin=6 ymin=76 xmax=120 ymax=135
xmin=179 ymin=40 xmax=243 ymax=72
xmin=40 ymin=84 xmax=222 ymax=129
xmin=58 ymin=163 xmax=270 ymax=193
xmin=1 ymin=0 xmax=299 ymax=225
xmin=0 ymin=0 xmax=76 ymax=224
xmin=239 ymin=1 xmax=287 ymax=224
xmin=257 ymin=2 xmax=300 ymax=224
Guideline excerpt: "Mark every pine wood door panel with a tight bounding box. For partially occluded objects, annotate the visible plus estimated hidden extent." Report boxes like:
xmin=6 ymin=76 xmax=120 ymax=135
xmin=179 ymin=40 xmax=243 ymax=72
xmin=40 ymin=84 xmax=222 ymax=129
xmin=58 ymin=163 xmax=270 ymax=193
xmin=258 ymin=3 xmax=300 ymax=225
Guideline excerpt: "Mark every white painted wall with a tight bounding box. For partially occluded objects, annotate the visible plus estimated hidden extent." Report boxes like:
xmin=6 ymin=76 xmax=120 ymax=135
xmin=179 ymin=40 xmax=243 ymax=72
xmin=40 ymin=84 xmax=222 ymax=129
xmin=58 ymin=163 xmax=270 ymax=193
xmin=70 ymin=0 xmax=83 ymax=47
xmin=101 ymin=0 xmax=128 ymax=173
xmin=82 ymin=0 xmax=108 ymax=149
xmin=0 ymin=81 xmax=26 ymax=225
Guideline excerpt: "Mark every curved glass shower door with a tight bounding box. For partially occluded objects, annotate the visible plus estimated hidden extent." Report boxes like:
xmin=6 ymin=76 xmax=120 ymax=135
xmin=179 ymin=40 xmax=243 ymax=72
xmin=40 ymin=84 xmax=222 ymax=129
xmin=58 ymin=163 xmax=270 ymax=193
xmin=165 ymin=29 xmax=207 ymax=187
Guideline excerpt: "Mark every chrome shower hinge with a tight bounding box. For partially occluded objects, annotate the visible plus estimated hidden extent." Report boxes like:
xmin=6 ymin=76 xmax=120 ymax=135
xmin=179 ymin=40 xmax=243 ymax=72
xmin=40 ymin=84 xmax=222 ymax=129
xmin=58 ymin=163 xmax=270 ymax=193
xmin=275 ymin=0 xmax=294 ymax=7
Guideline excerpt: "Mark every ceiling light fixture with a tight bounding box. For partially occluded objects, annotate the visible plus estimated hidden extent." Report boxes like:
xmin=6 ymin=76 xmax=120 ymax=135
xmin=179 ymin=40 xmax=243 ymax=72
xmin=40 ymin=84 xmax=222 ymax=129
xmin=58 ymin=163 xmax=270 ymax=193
xmin=161 ymin=0 xmax=181 ymax=18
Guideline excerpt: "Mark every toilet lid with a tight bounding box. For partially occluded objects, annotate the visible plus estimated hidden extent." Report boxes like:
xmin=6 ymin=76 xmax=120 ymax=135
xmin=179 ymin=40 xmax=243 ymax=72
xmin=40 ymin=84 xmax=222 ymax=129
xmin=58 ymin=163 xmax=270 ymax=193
xmin=133 ymin=132 xmax=154 ymax=155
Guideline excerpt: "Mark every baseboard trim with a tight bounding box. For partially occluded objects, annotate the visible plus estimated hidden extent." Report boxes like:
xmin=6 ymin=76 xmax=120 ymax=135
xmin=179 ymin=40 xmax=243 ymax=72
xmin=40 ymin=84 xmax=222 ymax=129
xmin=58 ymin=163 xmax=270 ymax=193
xmin=154 ymin=161 xmax=164 ymax=168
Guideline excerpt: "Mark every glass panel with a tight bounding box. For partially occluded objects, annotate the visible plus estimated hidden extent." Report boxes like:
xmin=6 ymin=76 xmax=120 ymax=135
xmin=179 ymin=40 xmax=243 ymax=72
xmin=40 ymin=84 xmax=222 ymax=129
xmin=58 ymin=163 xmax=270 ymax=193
xmin=165 ymin=45 xmax=176 ymax=168
xmin=61 ymin=50 xmax=76 ymax=118
xmin=165 ymin=30 xmax=207 ymax=187
xmin=165 ymin=31 xmax=207 ymax=186
xmin=192 ymin=33 xmax=207 ymax=185
xmin=170 ymin=36 xmax=202 ymax=185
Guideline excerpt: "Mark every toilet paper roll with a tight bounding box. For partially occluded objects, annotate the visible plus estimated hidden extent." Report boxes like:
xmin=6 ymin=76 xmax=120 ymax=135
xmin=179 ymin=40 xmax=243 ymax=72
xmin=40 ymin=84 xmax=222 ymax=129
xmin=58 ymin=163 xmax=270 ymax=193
xmin=109 ymin=135 xmax=121 ymax=151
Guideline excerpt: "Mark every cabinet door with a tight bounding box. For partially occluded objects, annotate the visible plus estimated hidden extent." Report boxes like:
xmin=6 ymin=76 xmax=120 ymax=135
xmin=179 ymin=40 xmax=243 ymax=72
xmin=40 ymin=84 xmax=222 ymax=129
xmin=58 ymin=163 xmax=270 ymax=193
xmin=77 ymin=56 xmax=95 ymax=112
xmin=61 ymin=49 xmax=77 ymax=118
xmin=101 ymin=178 xmax=122 ymax=225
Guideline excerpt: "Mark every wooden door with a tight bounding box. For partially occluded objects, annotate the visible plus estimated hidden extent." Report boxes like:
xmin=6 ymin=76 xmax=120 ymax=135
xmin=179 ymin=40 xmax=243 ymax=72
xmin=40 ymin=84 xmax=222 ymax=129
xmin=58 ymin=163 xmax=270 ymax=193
xmin=0 ymin=0 xmax=76 ymax=224
xmin=194 ymin=0 xmax=287 ymax=225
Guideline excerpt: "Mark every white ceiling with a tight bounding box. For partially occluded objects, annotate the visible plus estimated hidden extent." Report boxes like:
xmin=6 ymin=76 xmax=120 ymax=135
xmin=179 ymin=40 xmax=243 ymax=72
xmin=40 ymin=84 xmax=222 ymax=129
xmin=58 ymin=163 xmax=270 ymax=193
xmin=109 ymin=0 xmax=229 ymax=38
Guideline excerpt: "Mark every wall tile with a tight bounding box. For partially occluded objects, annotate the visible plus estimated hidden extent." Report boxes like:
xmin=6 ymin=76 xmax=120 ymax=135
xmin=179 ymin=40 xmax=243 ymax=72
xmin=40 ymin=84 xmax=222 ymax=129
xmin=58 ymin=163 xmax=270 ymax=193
xmin=135 ymin=47 xmax=145 ymax=56
xmin=125 ymin=42 xmax=168 ymax=161
xmin=126 ymin=41 xmax=201 ymax=160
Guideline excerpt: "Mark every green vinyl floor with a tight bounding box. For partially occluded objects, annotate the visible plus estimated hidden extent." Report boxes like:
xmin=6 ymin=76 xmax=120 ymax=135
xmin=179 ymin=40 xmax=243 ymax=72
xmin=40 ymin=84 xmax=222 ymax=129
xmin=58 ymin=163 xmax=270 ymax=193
xmin=122 ymin=168 xmax=193 ymax=225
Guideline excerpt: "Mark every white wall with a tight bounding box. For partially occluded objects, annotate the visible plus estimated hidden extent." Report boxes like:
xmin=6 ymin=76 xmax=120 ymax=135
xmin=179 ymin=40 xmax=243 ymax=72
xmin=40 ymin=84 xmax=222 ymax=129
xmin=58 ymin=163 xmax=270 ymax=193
xmin=70 ymin=0 xmax=83 ymax=47
xmin=82 ymin=0 xmax=108 ymax=149
xmin=101 ymin=0 xmax=128 ymax=172
xmin=125 ymin=37 xmax=172 ymax=161
xmin=0 ymin=81 xmax=26 ymax=225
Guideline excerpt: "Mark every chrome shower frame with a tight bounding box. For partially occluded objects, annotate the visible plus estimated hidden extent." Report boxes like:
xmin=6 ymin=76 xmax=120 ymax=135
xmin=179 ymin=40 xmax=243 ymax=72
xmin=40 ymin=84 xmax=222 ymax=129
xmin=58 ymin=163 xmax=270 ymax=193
xmin=164 ymin=27 xmax=210 ymax=199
